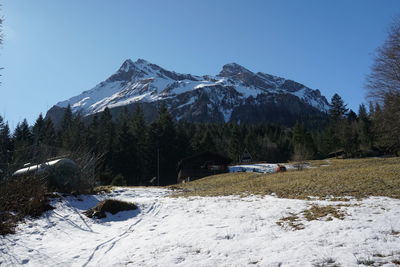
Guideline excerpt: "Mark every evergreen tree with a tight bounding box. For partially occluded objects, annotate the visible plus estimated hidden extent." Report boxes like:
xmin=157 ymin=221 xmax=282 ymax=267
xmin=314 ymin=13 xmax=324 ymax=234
xmin=327 ymin=93 xmax=348 ymax=156
xmin=197 ymin=130 xmax=217 ymax=153
xmin=342 ymin=119 xmax=360 ymax=157
xmin=244 ymin=128 xmax=259 ymax=161
xmin=132 ymin=105 xmax=146 ymax=140
xmin=346 ymin=110 xmax=357 ymax=123
xmin=329 ymin=94 xmax=348 ymax=122
xmin=87 ymin=115 xmax=100 ymax=154
xmin=146 ymin=103 xmax=179 ymax=185
xmin=59 ymin=105 xmax=76 ymax=148
xmin=228 ymin=124 xmax=242 ymax=163
xmin=0 ymin=116 xmax=11 ymax=177
xmin=13 ymin=119 xmax=33 ymax=165
xmin=113 ymin=118 xmax=138 ymax=185
xmin=42 ymin=117 xmax=57 ymax=146
xmin=292 ymin=121 xmax=315 ymax=161
xmin=32 ymin=113 xmax=45 ymax=145
xmin=31 ymin=113 xmax=57 ymax=162
xmin=96 ymin=107 xmax=116 ymax=181
xmin=131 ymin=104 xmax=148 ymax=184
xmin=358 ymin=104 xmax=373 ymax=149
xmin=98 ymin=107 xmax=115 ymax=152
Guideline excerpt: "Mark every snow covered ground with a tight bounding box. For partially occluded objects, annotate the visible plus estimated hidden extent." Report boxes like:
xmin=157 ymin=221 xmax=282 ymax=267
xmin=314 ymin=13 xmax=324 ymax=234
xmin=1 ymin=187 xmax=400 ymax=266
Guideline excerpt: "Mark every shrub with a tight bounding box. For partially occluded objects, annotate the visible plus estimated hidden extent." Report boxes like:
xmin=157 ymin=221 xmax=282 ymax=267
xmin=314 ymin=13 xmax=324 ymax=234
xmin=0 ymin=175 xmax=53 ymax=235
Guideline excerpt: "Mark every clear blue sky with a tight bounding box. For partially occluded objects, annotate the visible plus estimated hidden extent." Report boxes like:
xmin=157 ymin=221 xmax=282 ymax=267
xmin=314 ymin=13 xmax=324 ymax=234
xmin=1 ymin=0 xmax=399 ymax=129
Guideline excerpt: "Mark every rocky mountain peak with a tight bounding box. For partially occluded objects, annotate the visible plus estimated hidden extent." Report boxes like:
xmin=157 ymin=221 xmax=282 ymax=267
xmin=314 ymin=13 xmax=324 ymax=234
xmin=218 ymin=63 xmax=253 ymax=77
xmin=119 ymin=59 xmax=135 ymax=72
xmin=135 ymin=58 xmax=150 ymax=65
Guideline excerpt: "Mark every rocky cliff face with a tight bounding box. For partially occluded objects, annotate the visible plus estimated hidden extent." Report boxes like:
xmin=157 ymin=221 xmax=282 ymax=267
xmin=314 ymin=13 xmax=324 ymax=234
xmin=46 ymin=59 xmax=329 ymax=126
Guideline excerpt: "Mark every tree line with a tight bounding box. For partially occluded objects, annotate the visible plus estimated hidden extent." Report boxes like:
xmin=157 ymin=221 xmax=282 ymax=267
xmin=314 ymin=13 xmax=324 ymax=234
xmin=0 ymin=90 xmax=397 ymax=186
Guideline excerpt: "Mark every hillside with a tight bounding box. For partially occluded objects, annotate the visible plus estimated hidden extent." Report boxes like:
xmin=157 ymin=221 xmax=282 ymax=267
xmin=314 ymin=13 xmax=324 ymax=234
xmin=46 ymin=59 xmax=329 ymax=126
xmin=173 ymin=157 xmax=400 ymax=199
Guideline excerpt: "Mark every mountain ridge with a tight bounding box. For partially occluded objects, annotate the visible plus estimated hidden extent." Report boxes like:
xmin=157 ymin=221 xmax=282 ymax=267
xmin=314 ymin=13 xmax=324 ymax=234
xmin=47 ymin=59 xmax=329 ymax=126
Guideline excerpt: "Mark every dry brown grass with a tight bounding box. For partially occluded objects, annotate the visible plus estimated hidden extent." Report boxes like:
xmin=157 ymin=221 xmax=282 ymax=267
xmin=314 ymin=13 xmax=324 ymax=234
xmin=303 ymin=205 xmax=346 ymax=221
xmin=277 ymin=204 xmax=347 ymax=231
xmin=92 ymin=185 xmax=115 ymax=194
xmin=172 ymin=157 xmax=400 ymax=199
xmin=276 ymin=214 xmax=305 ymax=230
xmin=84 ymin=199 xmax=138 ymax=219
xmin=0 ymin=176 xmax=54 ymax=235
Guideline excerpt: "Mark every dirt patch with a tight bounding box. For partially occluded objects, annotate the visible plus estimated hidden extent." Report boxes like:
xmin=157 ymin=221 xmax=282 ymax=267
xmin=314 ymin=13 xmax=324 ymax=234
xmin=277 ymin=204 xmax=347 ymax=231
xmin=84 ymin=199 xmax=138 ymax=219
xmin=276 ymin=213 xmax=305 ymax=230
xmin=303 ymin=205 xmax=346 ymax=221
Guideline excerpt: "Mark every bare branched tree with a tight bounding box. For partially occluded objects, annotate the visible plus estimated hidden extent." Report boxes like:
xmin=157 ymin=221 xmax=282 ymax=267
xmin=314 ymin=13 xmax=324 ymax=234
xmin=366 ymin=17 xmax=400 ymax=102
xmin=0 ymin=8 xmax=3 ymax=85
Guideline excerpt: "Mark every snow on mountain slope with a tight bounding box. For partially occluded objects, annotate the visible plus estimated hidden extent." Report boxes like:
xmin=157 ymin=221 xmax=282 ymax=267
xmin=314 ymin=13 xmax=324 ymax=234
xmin=53 ymin=59 xmax=329 ymax=123
xmin=1 ymin=187 xmax=400 ymax=266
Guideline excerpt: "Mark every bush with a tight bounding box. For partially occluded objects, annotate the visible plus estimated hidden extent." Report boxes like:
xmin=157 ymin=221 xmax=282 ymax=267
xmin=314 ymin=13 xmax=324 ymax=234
xmin=84 ymin=199 xmax=138 ymax=219
xmin=46 ymin=159 xmax=80 ymax=193
xmin=0 ymin=175 xmax=53 ymax=235
xmin=111 ymin=174 xmax=127 ymax=186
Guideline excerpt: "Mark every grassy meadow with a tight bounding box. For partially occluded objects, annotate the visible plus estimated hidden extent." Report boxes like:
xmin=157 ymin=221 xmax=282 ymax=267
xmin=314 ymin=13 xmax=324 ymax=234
xmin=171 ymin=157 xmax=400 ymax=199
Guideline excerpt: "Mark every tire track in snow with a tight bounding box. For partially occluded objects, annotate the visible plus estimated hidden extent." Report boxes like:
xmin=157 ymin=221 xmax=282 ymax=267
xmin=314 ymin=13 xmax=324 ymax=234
xmin=82 ymin=200 xmax=163 ymax=267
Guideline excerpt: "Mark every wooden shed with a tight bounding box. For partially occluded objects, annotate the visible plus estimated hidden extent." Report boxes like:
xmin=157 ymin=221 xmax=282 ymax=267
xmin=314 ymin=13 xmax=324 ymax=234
xmin=177 ymin=152 xmax=232 ymax=183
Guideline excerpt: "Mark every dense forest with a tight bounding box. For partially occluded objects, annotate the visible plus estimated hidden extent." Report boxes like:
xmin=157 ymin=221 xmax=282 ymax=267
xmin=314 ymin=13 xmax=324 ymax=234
xmin=0 ymin=90 xmax=398 ymax=186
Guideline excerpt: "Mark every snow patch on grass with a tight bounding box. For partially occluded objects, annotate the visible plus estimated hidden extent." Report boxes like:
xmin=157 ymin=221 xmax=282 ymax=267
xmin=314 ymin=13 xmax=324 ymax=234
xmin=0 ymin=188 xmax=399 ymax=266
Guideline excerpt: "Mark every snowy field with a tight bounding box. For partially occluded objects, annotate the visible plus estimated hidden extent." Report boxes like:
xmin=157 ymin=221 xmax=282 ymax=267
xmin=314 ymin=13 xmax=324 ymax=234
xmin=1 ymin=187 xmax=400 ymax=266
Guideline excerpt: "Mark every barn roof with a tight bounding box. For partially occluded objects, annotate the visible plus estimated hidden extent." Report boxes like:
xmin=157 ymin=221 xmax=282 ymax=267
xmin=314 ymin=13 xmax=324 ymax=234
xmin=177 ymin=151 xmax=232 ymax=170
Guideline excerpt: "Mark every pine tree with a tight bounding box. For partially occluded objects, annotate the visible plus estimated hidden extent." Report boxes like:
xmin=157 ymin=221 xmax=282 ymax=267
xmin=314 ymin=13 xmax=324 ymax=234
xmin=329 ymin=94 xmax=348 ymax=122
xmin=0 ymin=116 xmax=11 ymax=177
xmin=87 ymin=115 xmax=100 ymax=154
xmin=96 ymin=107 xmax=116 ymax=182
xmin=146 ymin=103 xmax=179 ymax=185
xmin=113 ymin=118 xmax=138 ymax=185
xmin=31 ymin=113 xmax=54 ymax=162
xmin=42 ymin=117 xmax=57 ymax=146
xmin=98 ymin=107 xmax=115 ymax=152
xmin=327 ymin=94 xmax=348 ymax=156
xmin=229 ymin=124 xmax=242 ymax=163
xmin=197 ymin=130 xmax=217 ymax=153
xmin=32 ymin=113 xmax=45 ymax=146
xmin=358 ymin=104 xmax=373 ymax=149
xmin=132 ymin=105 xmax=146 ymax=140
xmin=292 ymin=121 xmax=315 ymax=162
xmin=342 ymin=119 xmax=360 ymax=157
xmin=347 ymin=110 xmax=357 ymax=123
xmin=13 ymin=119 xmax=33 ymax=165
xmin=131 ymin=104 xmax=148 ymax=184
xmin=244 ymin=128 xmax=259 ymax=161
xmin=60 ymin=105 xmax=75 ymax=148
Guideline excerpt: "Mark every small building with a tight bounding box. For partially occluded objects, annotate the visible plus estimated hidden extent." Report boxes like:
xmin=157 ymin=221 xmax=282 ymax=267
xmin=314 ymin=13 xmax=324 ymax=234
xmin=177 ymin=152 xmax=232 ymax=183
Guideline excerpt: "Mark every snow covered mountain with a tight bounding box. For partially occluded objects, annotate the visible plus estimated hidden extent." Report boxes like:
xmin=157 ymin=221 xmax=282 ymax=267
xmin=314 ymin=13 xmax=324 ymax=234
xmin=47 ymin=59 xmax=329 ymax=126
